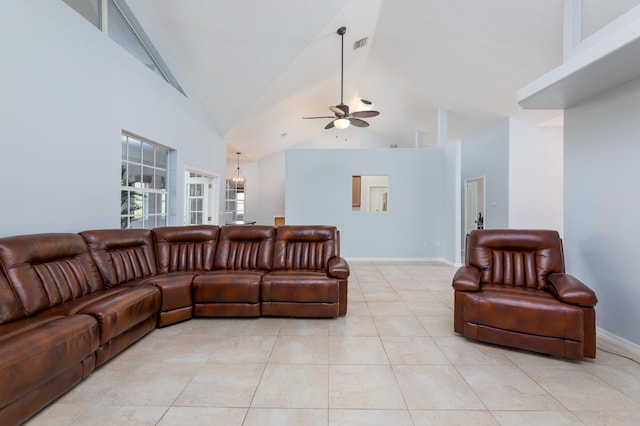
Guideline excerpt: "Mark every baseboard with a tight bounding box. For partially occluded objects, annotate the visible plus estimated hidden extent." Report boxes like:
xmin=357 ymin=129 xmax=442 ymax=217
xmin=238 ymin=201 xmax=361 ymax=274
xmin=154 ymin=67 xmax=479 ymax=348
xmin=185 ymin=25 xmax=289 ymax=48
xmin=597 ymin=327 xmax=640 ymax=361
xmin=345 ymin=257 xmax=453 ymax=264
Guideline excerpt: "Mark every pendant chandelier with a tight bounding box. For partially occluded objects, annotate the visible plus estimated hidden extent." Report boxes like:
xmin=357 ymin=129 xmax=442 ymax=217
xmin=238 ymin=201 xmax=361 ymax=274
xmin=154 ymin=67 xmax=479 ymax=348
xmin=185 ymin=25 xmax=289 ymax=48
xmin=231 ymin=152 xmax=245 ymax=184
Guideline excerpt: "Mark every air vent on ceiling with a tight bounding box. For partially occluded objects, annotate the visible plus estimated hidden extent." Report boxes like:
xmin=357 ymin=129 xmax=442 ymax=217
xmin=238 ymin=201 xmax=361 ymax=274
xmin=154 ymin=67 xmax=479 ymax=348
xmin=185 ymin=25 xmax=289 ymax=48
xmin=353 ymin=37 xmax=368 ymax=50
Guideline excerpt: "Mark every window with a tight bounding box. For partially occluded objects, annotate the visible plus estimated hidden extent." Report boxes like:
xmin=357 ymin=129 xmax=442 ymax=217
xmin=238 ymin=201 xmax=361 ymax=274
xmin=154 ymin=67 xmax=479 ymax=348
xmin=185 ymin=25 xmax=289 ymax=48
xmin=224 ymin=180 xmax=245 ymax=224
xmin=62 ymin=0 xmax=184 ymax=94
xmin=121 ymin=133 xmax=170 ymax=229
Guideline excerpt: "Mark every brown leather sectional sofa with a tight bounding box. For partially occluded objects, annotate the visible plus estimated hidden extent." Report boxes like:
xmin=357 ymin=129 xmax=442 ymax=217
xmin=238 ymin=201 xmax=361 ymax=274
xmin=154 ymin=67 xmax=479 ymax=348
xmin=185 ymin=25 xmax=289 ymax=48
xmin=0 ymin=224 xmax=349 ymax=425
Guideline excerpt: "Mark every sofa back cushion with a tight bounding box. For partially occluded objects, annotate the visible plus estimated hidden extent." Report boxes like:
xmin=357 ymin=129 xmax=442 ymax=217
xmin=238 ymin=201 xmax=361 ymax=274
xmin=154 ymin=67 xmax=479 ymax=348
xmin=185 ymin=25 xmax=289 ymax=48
xmin=214 ymin=225 xmax=274 ymax=271
xmin=81 ymin=229 xmax=157 ymax=287
xmin=0 ymin=233 xmax=104 ymax=316
xmin=467 ymin=229 xmax=565 ymax=289
xmin=272 ymin=226 xmax=337 ymax=272
xmin=0 ymin=269 xmax=24 ymax=324
xmin=153 ymin=225 xmax=219 ymax=273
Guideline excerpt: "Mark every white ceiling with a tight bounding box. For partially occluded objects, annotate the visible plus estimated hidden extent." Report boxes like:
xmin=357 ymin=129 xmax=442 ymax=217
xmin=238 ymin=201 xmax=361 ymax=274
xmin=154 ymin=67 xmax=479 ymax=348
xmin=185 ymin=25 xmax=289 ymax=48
xmin=134 ymin=0 xmax=636 ymax=161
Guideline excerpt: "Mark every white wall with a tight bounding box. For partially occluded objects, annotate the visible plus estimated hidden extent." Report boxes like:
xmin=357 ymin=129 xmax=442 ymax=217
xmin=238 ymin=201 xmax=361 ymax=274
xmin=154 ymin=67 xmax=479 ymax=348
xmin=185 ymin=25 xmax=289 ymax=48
xmin=0 ymin=0 xmax=226 ymax=237
xmin=254 ymin=152 xmax=286 ymax=225
xmin=285 ymin=148 xmax=446 ymax=259
xmin=564 ymin=76 xmax=640 ymax=346
xmin=298 ymin=126 xmax=402 ymax=149
xmin=440 ymin=141 xmax=462 ymax=265
xmin=461 ymin=119 xmax=510 ymax=230
xmin=508 ymin=119 xmax=564 ymax=234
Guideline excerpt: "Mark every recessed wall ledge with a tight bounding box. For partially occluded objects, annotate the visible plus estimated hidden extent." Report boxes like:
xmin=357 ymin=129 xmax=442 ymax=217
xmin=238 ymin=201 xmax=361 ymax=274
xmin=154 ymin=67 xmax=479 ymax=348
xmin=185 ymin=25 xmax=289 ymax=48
xmin=517 ymin=13 xmax=640 ymax=110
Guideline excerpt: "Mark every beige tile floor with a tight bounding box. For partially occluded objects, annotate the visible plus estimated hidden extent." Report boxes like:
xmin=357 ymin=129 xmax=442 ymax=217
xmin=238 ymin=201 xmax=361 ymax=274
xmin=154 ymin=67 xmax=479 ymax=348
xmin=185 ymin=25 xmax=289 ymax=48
xmin=28 ymin=261 xmax=640 ymax=425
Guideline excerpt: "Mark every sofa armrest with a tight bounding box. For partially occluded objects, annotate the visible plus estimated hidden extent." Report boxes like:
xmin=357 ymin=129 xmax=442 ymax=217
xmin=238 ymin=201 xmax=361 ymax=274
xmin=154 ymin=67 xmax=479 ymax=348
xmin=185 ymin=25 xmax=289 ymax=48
xmin=452 ymin=265 xmax=481 ymax=291
xmin=547 ymin=273 xmax=598 ymax=307
xmin=328 ymin=256 xmax=350 ymax=279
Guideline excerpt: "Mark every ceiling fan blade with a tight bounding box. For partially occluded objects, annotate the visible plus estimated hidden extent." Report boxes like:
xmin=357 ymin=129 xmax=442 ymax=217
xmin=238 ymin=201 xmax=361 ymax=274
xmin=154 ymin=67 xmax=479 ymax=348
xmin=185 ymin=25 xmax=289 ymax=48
xmin=350 ymin=110 xmax=380 ymax=118
xmin=303 ymin=116 xmax=335 ymax=119
xmin=349 ymin=118 xmax=369 ymax=127
xmin=330 ymin=105 xmax=347 ymax=115
xmin=325 ymin=120 xmax=336 ymax=129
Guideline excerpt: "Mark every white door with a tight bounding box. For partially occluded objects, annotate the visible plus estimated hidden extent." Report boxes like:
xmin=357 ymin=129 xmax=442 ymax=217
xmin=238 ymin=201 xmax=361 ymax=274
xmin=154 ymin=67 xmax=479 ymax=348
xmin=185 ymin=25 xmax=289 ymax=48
xmin=185 ymin=171 xmax=219 ymax=225
xmin=464 ymin=177 xmax=485 ymax=234
xmin=185 ymin=176 xmax=208 ymax=225
xmin=465 ymin=180 xmax=478 ymax=235
xmin=369 ymin=186 xmax=388 ymax=211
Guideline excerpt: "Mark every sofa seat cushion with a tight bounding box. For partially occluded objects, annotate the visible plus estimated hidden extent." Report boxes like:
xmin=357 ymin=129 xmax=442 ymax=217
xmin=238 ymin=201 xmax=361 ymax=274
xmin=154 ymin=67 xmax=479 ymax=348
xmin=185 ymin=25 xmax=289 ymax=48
xmin=138 ymin=273 xmax=195 ymax=313
xmin=78 ymin=285 xmax=160 ymax=344
xmin=0 ymin=314 xmax=99 ymax=411
xmin=192 ymin=271 xmax=262 ymax=303
xmin=261 ymin=271 xmax=339 ymax=303
xmin=462 ymin=286 xmax=584 ymax=341
xmin=0 ymin=313 xmax=64 ymax=344
xmin=49 ymin=285 xmax=160 ymax=344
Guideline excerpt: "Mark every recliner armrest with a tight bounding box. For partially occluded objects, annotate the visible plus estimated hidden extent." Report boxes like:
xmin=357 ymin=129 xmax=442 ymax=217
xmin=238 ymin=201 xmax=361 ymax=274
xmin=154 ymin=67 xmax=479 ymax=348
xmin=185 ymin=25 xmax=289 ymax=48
xmin=328 ymin=256 xmax=350 ymax=279
xmin=452 ymin=265 xmax=481 ymax=291
xmin=547 ymin=273 xmax=598 ymax=307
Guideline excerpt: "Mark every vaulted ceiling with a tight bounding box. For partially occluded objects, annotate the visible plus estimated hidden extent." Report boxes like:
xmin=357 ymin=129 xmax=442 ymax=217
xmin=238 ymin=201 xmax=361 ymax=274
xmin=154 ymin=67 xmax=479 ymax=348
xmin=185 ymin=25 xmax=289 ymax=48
xmin=133 ymin=0 xmax=637 ymax=161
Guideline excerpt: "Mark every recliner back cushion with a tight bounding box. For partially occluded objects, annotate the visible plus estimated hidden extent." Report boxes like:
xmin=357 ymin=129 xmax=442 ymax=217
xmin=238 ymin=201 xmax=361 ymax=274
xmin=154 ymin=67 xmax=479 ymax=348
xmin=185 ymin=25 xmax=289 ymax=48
xmin=0 ymin=270 xmax=24 ymax=324
xmin=153 ymin=225 xmax=219 ymax=273
xmin=0 ymin=233 xmax=104 ymax=316
xmin=272 ymin=226 xmax=337 ymax=272
xmin=214 ymin=225 xmax=274 ymax=271
xmin=81 ymin=229 xmax=157 ymax=287
xmin=467 ymin=229 xmax=565 ymax=289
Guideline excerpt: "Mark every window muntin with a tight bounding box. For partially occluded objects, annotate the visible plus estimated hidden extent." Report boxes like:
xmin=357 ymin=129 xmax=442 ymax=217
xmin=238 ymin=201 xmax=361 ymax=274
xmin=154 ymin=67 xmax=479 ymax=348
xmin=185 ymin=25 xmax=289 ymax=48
xmin=186 ymin=172 xmax=207 ymax=225
xmin=121 ymin=133 xmax=169 ymax=229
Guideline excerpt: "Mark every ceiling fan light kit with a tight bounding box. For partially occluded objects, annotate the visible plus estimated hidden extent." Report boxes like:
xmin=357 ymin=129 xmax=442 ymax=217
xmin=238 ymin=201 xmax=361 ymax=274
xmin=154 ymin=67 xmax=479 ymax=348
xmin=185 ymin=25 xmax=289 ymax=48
xmin=334 ymin=118 xmax=350 ymax=129
xmin=303 ymin=26 xmax=379 ymax=130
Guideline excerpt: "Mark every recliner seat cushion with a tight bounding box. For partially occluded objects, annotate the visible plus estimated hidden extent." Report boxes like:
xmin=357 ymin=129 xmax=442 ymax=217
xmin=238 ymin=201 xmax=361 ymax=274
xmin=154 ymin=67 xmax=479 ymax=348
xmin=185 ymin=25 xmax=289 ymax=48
xmin=261 ymin=271 xmax=339 ymax=303
xmin=75 ymin=285 xmax=160 ymax=344
xmin=193 ymin=271 xmax=262 ymax=303
xmin=461 ymin=286 xmax=584 ymax=341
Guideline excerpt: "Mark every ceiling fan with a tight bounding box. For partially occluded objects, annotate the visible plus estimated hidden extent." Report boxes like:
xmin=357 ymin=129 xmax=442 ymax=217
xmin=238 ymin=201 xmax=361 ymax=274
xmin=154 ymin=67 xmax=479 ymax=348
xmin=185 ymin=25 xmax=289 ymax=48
xmin=303 ymin=26 xmax=380 ymax=130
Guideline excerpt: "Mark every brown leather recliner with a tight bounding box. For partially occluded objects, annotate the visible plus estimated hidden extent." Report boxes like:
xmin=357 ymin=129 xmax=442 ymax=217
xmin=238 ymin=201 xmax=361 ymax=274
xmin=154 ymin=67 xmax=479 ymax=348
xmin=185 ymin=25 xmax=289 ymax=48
xmin=452 ymin=229 xmax=598 ymax=359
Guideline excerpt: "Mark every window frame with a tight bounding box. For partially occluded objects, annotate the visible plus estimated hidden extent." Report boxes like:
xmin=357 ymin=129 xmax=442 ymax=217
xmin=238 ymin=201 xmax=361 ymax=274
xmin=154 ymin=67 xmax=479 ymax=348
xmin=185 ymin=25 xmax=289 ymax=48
xmin=121 ymin=132 xmax=171 ymax=229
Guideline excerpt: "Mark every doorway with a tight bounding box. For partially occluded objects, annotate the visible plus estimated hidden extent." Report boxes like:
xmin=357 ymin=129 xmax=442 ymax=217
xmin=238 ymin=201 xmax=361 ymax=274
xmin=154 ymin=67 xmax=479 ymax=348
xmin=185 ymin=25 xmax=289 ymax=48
xmin=184 ymin=169 xmax=219 ymax=225
xmin=464 ymin=176 xmax=485 ymax=235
